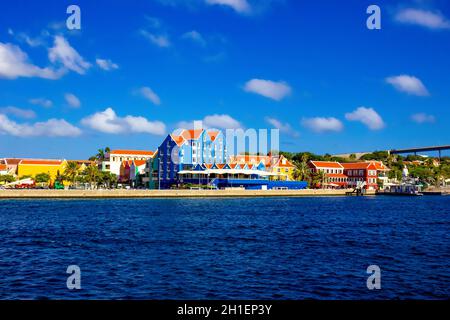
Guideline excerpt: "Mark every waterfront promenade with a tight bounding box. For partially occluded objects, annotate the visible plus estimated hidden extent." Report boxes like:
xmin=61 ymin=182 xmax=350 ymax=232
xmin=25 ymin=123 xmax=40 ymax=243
xmin=0 ymin=188 xmax=375 ymax=199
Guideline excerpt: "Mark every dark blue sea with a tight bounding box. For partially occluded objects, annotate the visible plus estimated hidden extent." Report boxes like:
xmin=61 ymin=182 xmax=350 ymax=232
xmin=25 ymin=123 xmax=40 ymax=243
xmin=0 ymin=196 xmax=448 ymax=300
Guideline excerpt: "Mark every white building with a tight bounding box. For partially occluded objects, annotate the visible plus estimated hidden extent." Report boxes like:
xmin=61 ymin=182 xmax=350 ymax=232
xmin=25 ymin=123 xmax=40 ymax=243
xmin=102 ymin=150 xmax=155 ymax=176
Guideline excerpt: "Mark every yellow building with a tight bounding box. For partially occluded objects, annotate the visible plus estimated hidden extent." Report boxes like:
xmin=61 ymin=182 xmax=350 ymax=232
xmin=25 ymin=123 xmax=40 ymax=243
xmin=17 ymin=159 xmax=67 ymax=182
xmin=271 ymin=155 xmax=296 ymax=181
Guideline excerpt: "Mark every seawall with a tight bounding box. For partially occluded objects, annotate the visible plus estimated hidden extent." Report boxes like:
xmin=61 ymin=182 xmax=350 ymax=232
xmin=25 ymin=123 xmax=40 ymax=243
xmin=0 ymin=189 xmax=376 ymax=199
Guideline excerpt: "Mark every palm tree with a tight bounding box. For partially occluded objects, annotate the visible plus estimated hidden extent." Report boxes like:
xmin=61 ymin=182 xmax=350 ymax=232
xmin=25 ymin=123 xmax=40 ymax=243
xmin=64 ymin=161 xmax=80 ymax=186
xmin=84 ymin=165 xmax=100 ymax=189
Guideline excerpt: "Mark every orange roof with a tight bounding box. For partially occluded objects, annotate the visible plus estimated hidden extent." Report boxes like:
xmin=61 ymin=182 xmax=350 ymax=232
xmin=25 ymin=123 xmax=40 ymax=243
xmin=171 ymin=135 xmax=185 ymax=147
xmin=273 ymin=156 xmax=295 ymax=168
xmin=230 ymin=155 xmax=272 ymax=166
xmin=216 ymin=163 xmax=226 ymax=169
xmin=204 ymin=164 xmax=213 ymax=169
xmin=342 ymin=162 xmax=370 ymax=170
xmin=207 ymin=131 xmax=220 ymax=141
xmin=0 ymin=164 xmax=7 ymax=170
xmin=368 ymin=161 xmax=389 ymax=171
xmin=181 ymin=129 xmax=203 ymax=140
xmin=309 ymin=161 xmax=343 ymax=169
xmin=110 ymin=150 xmax=154 ymax=156
xmin=20 ymin=159 xmax=63 ymax=166
xmin=133 ymin=160 xmax=147 ymax=166
xmin=229 ymin=163 xmax=238 ymax=169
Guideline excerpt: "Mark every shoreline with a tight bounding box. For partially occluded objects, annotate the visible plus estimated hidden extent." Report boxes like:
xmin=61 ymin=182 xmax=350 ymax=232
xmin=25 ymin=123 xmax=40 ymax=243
xmin=0 ymin=189 xmax=377 ymax=199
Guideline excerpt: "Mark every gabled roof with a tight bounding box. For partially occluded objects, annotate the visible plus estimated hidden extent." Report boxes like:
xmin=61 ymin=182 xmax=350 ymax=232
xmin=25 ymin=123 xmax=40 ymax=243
xmin=368 ymin=161 xmax=389 ymax=171
xmin=4 ymin=158 xmax=23 ymax=165
xmin=273 ymin=155 xmax=295 ymax=168
xmin=170 ymin=134 xmax=186 ymax=147
xmin=110 ymin=150 xmax=154 ymax=156
xmin=19 ymin=159 xmax=64 ymax=166
xmin=207 ymin=130 xmax=220 ymax=141
xmin=230 ymin=155 xmax=272 ymax=166
xmin=181 ymin=129 xmax=204 ymax=141
xmin=309 ymin=161 xmax=344 ymax=169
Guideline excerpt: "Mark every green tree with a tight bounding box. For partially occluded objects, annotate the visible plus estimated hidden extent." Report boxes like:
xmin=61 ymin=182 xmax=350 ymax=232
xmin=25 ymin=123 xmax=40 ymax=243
xmin=35 ymin=173 xmax=51 ymax=185
xmin=83 ymin=165 xmax=100 ymax=188
xmin=0 ymin=174 xmax=15 ymax=184
xmin=64 ymin=161 xmax=80 ymax=185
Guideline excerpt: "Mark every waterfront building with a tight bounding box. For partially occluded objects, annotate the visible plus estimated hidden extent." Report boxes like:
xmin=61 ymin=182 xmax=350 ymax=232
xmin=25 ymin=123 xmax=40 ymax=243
xmin=342 ymin=162 xmax=379 ymax=190
xmin=17 ymin=159 xmax=67 ymax=182
xmin=307 ymin=161 xmax=348 ymax=188
xmin=102 ymin=150 xmax=155 ymax=176
xmin=151 ymin=129 xmax=227 ymax=189
xmin=270 ymin=155 xmax=296 ymax=181
xmin=130 ymin=160 xmax=147 ymax=186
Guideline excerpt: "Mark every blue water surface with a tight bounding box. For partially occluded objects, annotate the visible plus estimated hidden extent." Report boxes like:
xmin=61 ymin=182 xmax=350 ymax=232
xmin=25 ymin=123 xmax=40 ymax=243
xmin=0 ymin=196 xmax=449 ymax=299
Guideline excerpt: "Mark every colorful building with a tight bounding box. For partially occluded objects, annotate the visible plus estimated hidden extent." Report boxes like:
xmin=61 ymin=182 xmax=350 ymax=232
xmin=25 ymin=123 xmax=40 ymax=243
xmin=102 ymin=150 xmax=155 ymax=177
xmin=17 ymin=159 xmax=67 ymax=182
xmin=342 ymin=162 xmax=379 ymax=190
xmin=307 ymin=161 xmax=348 ymax=188
xmin=151 ymin=129 xmax=228 ymax=189
xmin=270 ymin=155 xmax=296 ymax=181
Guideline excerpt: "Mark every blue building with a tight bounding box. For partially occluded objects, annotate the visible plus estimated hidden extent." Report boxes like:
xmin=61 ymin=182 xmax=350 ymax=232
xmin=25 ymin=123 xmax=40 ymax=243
xmin=148 ymin=129 xmax=227 ymax=189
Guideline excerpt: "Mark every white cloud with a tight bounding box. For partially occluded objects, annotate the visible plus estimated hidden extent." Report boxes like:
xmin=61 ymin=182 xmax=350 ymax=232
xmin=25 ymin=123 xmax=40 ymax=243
xmin=140 ymin=30 xmax=171 ymax=48
xmin=203 ymin=114 xmax=241 ymax=129
xmin=0 ymin=106 xmax=36 ymax=119
xmin=64 ymin=93 xmax=81 ymax=108
xmin=244 ymin=79 xmax=292 ymax=101
xmin=345 ymin=107 xmax=385 ymax=130
xmin=137 ymin=87 xmax=161 ymax=106
xmin=386 ymin=75 xmax=429 ymax=96
xmin=0 ymin=114 xmax=81 ymax=137
xmin=205 ymin=0 xmax=251 ymax=14
xmin=81 ymin=107 xmax=166 ymax=135
xmin=411 ymin=113 xmax=436 ymax=124
xmin=265 ymin=117 xmax=299 ymax=137
xmin=301 ymin=117 xmax=343 ymax=133
xmin=182 ymin=30 xmax=207 ymax=46
xmin=29 ymin=98 xmax=53 ymax=108
xmin=48 ymin=36 xmax=91 ymax=74
xmin=177 ymin=114 xmax=242 ymax=130
xmin=0 ymin=42 xmax=63 ymax=79
xmin=395 ymin=8 xmax=450 ymax=30
xmin=96 ymin=58 xmax=119 ymax=71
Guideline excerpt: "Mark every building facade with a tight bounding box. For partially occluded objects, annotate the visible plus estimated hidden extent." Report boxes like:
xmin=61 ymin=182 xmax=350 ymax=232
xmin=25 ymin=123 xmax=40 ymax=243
xmin=307 ymin=161 xmax=348 ymax=188
xmin=102 ymin=150 xmax=155 ymax=177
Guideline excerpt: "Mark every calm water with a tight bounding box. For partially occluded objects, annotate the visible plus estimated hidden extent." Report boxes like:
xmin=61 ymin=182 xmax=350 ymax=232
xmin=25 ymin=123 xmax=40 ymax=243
xmin=0 ymin=196 xmax=448 ymax=300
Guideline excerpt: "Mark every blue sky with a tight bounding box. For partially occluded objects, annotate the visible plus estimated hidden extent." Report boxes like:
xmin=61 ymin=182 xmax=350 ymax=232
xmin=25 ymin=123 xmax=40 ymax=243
xmin=0 ymin=0 xmax=449 ymax=159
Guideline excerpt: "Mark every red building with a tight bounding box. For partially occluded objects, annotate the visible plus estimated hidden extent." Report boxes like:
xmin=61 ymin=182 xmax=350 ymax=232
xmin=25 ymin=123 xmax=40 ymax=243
xmin=342 ymin=162 xmax=379 ymax=190
xmin=307 ymin=161 xmax=348 ymax=188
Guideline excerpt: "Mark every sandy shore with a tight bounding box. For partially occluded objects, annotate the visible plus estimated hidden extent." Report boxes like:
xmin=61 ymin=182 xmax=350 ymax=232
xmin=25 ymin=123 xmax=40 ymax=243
xmin=0 ymin=188 xmax=376 ymax=199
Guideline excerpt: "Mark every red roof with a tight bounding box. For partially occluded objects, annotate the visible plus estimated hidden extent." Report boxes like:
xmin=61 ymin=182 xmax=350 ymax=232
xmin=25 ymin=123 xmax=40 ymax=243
xmin=20 ymin=159 xmax=63 ymax=166
xmin=110 ymin=150 xmax=154 ymax=156
xmin=309 ymin=161 xmax=343 ymax=169
xmin=342 ymin=162 xmax=378 ymax=170
xmin=369 ymin=161 xmax=389 ymax=171
xmin=4 ymin=158 xmax=22 ymax=165
xmin=0 ymin=164 xmax=7 ymax=170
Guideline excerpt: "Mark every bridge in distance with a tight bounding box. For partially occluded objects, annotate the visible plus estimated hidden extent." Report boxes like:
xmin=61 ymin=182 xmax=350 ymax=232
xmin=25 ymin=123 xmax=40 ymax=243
xmin=333 ymin=145 xmax=450 ymax=160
